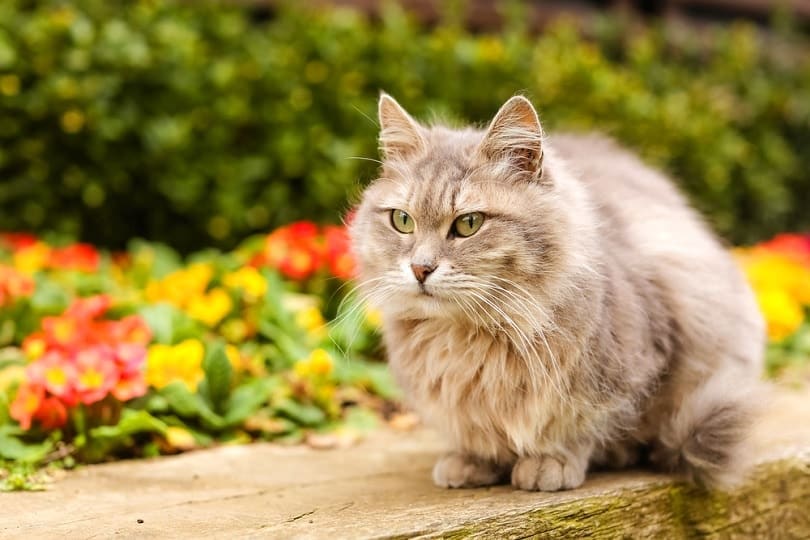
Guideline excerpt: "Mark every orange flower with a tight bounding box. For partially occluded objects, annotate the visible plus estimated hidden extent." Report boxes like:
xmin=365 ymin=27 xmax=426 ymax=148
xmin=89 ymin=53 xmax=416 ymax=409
xmin=0 ymin=265 xmax=35 ymax=307
xmin=10 ymin=383 xmax=44 ymax=430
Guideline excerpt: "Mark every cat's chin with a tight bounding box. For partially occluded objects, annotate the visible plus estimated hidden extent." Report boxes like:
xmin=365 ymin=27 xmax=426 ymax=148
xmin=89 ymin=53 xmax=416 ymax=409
xmin=386 ymin=289 xmax=459 ymax=320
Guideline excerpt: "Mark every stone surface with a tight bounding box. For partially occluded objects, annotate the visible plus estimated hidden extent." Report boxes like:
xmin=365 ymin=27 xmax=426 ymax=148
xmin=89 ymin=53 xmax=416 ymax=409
xmin=2 ymin=388 xmax=810 ymax=539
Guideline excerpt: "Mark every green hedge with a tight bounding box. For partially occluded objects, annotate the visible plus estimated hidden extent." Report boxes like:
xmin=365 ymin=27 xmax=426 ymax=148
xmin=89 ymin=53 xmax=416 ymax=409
xmin=1 ymin=1 xmax=809 ymax=251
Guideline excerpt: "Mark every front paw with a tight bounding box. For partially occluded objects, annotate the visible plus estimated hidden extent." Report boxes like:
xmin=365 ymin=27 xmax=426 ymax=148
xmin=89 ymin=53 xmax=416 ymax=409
xmin=511 ymin=454 xmax=586 ymax=491
xmin=432 ymin=452 xmax=505 ymax=489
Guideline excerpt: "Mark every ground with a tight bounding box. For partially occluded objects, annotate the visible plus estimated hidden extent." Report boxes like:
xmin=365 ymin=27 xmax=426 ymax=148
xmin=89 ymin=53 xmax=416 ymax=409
xmin=2 ymin=387 xmax=810 ymax=539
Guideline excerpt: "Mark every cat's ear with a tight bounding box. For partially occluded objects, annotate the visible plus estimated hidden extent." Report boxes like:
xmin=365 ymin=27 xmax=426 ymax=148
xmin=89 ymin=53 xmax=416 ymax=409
xmin=378 ymin=93 xmax=426 ymax=160
xmin=477 ymin=96 xmax=545 ymax=179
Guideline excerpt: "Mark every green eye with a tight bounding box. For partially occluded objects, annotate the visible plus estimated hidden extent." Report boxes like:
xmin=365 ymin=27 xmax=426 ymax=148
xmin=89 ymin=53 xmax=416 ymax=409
xmin=391 ymin=209 xmax=415 ymax=233
xmin=453 ymin=212 xmax=484 ymax=237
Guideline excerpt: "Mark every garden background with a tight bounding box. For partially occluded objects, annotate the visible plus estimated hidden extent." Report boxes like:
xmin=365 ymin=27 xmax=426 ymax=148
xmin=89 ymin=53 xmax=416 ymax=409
xmin=1 ymin=0 xmax=809 ymax=490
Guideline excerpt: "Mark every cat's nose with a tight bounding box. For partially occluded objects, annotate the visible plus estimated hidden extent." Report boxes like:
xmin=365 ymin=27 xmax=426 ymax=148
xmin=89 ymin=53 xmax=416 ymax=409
xmin=411 ymin=263 xmax=437 ymax=283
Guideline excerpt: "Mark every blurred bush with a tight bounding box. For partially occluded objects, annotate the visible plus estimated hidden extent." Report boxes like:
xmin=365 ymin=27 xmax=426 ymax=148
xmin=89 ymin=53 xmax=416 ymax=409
xmin=0 ymin=0 xmax=808 ymax=251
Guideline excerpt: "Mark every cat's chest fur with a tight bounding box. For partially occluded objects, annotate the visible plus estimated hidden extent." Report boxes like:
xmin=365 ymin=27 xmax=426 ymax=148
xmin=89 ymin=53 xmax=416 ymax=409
xmin=385 ymin=317 xmax=563 ymax=463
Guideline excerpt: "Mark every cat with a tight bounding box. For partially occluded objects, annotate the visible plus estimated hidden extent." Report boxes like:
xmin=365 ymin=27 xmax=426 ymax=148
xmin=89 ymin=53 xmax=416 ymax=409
xmin=348 ymin=93 xmax=765 ymax=491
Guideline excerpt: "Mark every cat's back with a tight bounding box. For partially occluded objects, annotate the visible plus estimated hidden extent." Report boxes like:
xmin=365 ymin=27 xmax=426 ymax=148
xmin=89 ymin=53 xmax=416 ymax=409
xmin=550 ymin=133 xmax=723 ymax=258
xmin=550 ymin=132 xmax=763 ymax=371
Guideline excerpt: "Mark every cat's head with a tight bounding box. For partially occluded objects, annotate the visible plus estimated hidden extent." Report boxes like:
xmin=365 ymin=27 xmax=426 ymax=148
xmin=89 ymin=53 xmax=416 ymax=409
xmin=349 ymin=94 xmax=574 ymax=326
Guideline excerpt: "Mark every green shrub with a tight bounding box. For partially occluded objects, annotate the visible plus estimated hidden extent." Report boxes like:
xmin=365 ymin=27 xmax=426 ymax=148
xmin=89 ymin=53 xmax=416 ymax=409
xmin=0 ymin=0 xmax=808 ymax=250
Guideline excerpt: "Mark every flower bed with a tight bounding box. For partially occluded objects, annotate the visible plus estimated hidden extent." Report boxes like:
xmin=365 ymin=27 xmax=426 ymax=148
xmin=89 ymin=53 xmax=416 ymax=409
xmin=0 ymin=223 xmax=396 ymax=485
xmin=1 ymin=226 xmax=808 ymax=490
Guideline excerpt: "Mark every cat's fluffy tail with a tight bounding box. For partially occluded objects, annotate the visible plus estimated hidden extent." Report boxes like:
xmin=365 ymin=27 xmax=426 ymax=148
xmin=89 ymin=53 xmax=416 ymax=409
xmin=652 ymin=369 xmax=763 ymax=488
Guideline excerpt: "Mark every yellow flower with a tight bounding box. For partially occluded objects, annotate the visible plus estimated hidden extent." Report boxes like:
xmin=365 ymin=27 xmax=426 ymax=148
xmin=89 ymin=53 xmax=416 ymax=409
xmin=145 ymin=263 xmax=213 ymax=308
xmin=741 ymin=252 xmax=810 ymax=306
xmin=221 ymin=318 xmax=248 ymax=343
xmin=223 ymin=266 xmax=267 ymax=301
xmin=186 ymin=287 xmax=233 ymax=327
xmin=295 ymin=306 xmax=326 ymax=338
xmin=13 ymin=242 xmax=51 ymax=274
xmin=145 ymin=339 xmax=205 ymax=391
xmin=23 ymin=337 xmax=46 ymax=361
xmin=755 ymin=289 xmax=804 ymax=342
xmin=294 ymin=348 xmax=334 ymax=379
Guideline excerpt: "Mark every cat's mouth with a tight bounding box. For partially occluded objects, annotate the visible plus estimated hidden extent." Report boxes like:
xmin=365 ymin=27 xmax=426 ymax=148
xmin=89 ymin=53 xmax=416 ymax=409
xmin=417 ymin=283 xmax=434 ymax=297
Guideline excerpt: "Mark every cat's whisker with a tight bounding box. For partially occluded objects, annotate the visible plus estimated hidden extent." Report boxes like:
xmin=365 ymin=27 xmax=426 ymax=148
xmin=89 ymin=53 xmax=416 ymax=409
xmin=464 ymin=280 xmax=582 ymax=405
xmin=461 ymin=288 xmax=558 ymax=397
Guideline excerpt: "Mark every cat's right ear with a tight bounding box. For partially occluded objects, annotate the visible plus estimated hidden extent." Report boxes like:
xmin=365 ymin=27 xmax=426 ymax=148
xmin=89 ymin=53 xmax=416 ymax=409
xmin=476 ymin=96 xmax=545 ymax=181
xmin=378 ymin=93 xmax=426 ymax=160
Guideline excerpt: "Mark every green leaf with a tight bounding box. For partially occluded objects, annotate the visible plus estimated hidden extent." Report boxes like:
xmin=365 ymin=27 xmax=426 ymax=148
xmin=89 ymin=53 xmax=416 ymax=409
xmin=29 ymin=279 xmax=69 ymax=314
xmin=0 ymin=432 xmax=53 ymax=463
xmin=223 ymin=377 xmax=279 ymax=426
xmin=160 ymin=381 xmax=227 ymax=431
xmin=275 ymin=398 xmax=327 ymax=427
xmin=202 ymin=340 xmax=232 ymax=414
xmin=128 ymin=239 xmax=182 ymax=279
xmin=161 ymin=381 xmax=207 ymax=418
xmin=89 ymin=409 xmax=167 ymax=441
xmin=137 ymin=303 xmax=200 ymax=345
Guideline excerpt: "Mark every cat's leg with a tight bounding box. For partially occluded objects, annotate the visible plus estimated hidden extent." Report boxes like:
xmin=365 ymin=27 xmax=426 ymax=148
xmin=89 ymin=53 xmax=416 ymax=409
xmin=511 ymin=443 xmax=593 ymax=491
xmin=432 ymin=452 xmax=509 ymax=488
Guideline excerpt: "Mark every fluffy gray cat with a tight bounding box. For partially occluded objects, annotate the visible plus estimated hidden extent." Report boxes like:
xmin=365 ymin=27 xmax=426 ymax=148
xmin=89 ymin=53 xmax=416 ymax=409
xmin=348 ymin=94 xmax=765 ymax=491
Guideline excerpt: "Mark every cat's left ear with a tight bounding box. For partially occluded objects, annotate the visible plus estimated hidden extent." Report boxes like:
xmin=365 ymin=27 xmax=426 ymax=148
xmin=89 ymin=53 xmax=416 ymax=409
xmin=477 ymin=96 xmax=545 ymax=180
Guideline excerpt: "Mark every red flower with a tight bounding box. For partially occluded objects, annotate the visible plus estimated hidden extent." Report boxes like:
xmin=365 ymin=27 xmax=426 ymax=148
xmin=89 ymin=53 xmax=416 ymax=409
xmin=14 ymin=294 xmax=150 ymax=431
xmin=111 ymin=342 xmax=148 ymax=401
xmin=104 ymin=315 xmax=152 ymax=345
xmin=323 ymin=225 xmax=356 ymax=280
xmin=262 ymin=221 xmax=323 ymax=281
xmin=41 ymin=315 xmax=84 ymax=352
xmin=33 ymin=397 xmax=68 ymax=430
xmin=0 ymin=232 xmax=38 ymax=252
xmin=66 ymin=294 xmax=112 ymax=320
xmin=49 ymin=243 xmax=100 ymax=272
xmin=759 ymin=233 xmax=810 ymax=266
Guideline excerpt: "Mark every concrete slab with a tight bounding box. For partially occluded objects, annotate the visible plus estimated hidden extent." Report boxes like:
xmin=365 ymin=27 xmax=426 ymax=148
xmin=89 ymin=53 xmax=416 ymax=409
xmin=2 ymin=388 xmax=810 ymax=539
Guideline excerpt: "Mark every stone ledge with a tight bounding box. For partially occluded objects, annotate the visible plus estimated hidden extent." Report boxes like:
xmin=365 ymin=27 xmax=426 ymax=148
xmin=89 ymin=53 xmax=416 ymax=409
xmin=2 ymin=388 xmax=809 ymax=539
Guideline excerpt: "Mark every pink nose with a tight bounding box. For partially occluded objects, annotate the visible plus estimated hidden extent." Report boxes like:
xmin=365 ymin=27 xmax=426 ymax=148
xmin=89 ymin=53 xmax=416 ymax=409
xmin=411 ymin=263 xmax=436 ymax=283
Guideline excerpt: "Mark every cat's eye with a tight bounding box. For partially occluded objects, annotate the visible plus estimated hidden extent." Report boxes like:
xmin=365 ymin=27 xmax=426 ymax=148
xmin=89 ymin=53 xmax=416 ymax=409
xmin=452 ymin=212 xmax=484 ymax=237
xmin=391 ymin=209 xmax=415 ymax=234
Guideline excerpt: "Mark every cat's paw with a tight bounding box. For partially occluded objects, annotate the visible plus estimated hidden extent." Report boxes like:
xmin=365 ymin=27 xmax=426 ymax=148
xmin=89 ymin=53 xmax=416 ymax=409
xmin=511 ymin=454 xmax=586 ymax=491
xmin=432 ymin=453 xmax=504 ymax=489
